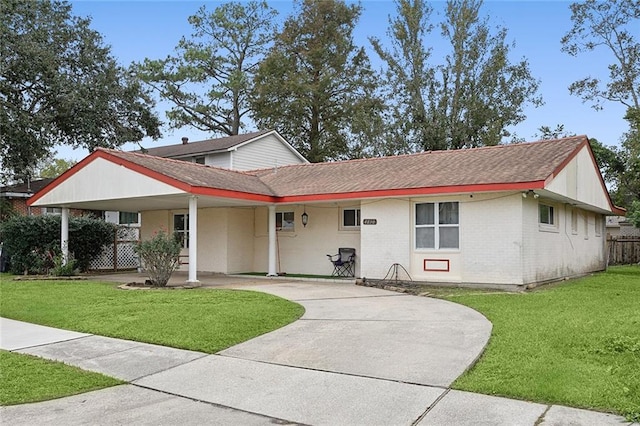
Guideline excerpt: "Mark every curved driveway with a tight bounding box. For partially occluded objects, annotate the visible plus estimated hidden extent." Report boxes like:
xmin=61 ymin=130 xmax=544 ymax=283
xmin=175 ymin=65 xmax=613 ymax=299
xmin=135 ymin=280 xmax=492 ymax=424
xmin=2 ymin=279 xmax=495 ymax=425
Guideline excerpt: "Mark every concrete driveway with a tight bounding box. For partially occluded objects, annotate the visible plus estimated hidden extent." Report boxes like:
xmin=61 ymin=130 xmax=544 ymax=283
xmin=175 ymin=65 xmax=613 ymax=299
xmin=1 ymin=278 xmax=633 ymax=425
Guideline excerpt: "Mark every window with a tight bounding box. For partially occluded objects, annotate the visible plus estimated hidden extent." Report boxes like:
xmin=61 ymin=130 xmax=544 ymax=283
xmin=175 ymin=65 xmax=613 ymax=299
xmin=173 ymin=214 xmax=189 ymax=248
xmin=341 ymin=208 xmax=360 ymax=229
xmin=595 ymin=215 xmax=602 ymax=237
xmin=539 ymin=204 xmax=555 ymax=225
xmin=119 ymin=211 xmax=139 ymax=225
xmin=571 ymin=208 xmax=578 ymax=234
xmin=42 ymin=207 xmax=62 ymax=215
xmin=415 ymin=202 xmax=459 ymax=249
xmin=276 ymin=211 xmax=294 ymax=232
xmin=194 ymin=156 xmax=205 ymax=165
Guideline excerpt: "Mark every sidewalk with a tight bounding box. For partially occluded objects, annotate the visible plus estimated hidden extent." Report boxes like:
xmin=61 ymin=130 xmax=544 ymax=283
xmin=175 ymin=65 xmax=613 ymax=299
xmin=1 ymin=281 xmax=636 ymax=426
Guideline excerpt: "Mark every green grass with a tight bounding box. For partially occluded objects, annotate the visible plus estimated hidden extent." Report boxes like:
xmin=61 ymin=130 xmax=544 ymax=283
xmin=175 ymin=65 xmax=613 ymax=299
xmin=0 ymin=350 xmax=122 ymax=405
xmin=0 ymin=280 xmax=304 ymax=353
xmin=437 ymin=266 xmax=640 ymax=421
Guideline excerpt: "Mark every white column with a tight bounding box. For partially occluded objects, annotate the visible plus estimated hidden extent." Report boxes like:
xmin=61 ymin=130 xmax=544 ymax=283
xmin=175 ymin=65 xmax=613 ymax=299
xmin=61 ymin=207 xmax=69 ymax=265
xmin=267 ymin=205 xmax=277 ymax=276
xmin=187 ymin=196 xmax=199 ymax=283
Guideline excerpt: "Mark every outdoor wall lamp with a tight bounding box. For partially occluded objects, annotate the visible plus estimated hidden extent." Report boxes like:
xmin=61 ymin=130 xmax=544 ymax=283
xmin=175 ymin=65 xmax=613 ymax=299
xmin=301 ymin=207 xmax=309 ymax=227
xmin=522 ymin=190 xmax=540 ymax=199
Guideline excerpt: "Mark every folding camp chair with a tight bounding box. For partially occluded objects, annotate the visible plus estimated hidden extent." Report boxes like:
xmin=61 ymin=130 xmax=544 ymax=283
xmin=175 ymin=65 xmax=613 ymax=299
xmin=327 ymin=248 xmax=356 ymax=277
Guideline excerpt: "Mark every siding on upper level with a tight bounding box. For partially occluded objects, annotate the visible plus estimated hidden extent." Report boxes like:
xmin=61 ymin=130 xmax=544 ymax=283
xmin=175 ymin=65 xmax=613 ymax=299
xmin=204 ymin=152 xmax=231 ymax=168
xmin=233 ymin=134 xmax=306 ymax=171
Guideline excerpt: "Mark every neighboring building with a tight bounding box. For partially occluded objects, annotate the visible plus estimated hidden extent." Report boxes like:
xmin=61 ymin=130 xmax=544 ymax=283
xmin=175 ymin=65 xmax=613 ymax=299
xmin=1 ymin=178 xmax=88 ymax=217
xmin=29 ymin=135 xmax=624 ymax=289
xmin=606 ymin=216 xmax=640 ymax=239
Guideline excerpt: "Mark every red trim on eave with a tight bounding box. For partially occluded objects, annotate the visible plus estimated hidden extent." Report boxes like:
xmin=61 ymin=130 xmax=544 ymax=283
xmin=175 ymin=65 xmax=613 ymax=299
xmin=547 ymin=137 xmax=625 ymax=216
xmin=277 ymin=181 xmax=546 ymax=203
xmin=28 ymin=150 xmax=278 ymax=206
xmin=28 ymin=150 xmax=104 ymax=206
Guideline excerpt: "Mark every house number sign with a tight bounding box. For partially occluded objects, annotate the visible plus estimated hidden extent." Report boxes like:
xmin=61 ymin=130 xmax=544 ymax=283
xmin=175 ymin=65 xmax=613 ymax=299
xmin=362 ymin=219 xmax=377 ymax=225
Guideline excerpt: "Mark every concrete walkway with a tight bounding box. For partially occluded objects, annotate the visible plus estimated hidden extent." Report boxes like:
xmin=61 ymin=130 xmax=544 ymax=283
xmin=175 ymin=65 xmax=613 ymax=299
xmin=0 ymin=279 xmax=634 ymax=425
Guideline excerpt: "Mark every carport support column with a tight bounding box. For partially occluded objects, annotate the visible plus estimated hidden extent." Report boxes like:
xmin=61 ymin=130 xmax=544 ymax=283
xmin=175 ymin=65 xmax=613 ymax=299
xmin=187 ymin=196 xmax=199 ymax=284
xmin=61 ymin=207 xmax=69 ymax=265
xmin=267 ymin=205 xmax=277 ymax=276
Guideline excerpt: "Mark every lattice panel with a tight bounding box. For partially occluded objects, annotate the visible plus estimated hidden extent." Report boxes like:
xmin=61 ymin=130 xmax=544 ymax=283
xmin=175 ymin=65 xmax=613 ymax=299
xmin=88 ymin=226 xmax=140 ymax=271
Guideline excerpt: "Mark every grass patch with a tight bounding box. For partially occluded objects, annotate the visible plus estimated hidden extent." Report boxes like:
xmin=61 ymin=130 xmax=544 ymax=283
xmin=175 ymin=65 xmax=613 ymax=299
xmin=437 ymin=266 xmax=640 ymax=420
xmin=0 ymin=280 xmax=304 ymax=353
xmin=0 ymin=350 xmax=122 ymax=405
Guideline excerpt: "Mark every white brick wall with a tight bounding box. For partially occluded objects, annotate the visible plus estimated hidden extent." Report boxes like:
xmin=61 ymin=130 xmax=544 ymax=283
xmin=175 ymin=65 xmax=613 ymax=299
xmin=360 ymin=199 xmax=411 ymax=279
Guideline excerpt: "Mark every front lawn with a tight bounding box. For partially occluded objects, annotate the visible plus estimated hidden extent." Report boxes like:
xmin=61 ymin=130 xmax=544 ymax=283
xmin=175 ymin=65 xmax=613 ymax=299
xmin=440 ymin=266 xmax=640 ymax=421
xmin=0 ymin=280 xmax=305 ymax=353
xmin=0 ymin=350 xmax=123 ymax=405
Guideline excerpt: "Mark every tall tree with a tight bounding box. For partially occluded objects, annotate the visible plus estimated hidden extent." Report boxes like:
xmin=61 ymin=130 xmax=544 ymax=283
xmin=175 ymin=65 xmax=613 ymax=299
xmin=562 ymin=0 xmax=640 ymax=211
xmin=0 ymin=0 xmax=161 ymax=183
xmin=370 ymin=0 xmax=435 ymax=153
xmin=251 ymin=0 xmax=381 ymax=162
xmin=561 ymin=0 xmax=640 ymax=114
xmin=373 ymin=0 xmax=542 ymax=152
xmin=135 ymin=1 xmax=277 ymax=137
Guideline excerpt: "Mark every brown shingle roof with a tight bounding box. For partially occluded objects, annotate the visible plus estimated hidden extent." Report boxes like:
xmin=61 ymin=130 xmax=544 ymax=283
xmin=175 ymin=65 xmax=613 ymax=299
xmin=1 ymin=178 xmax=56 ymax=195
xmin=256 ymin=136 xmax=588 ymax=196
xmin=97 ymin=136 xmax=588 ymax=200
xmin=137 ymin=130 xmax=272 ymax=158
xmin=103 ymin=149 xmax=276 ymax=196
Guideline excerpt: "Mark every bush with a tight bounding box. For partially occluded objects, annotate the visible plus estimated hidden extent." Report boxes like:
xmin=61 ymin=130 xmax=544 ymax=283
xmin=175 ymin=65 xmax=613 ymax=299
xmin=134 ymin=230 xmax=181 ymax=287
xmin=0 ymin=215 xmax=115 ymax=274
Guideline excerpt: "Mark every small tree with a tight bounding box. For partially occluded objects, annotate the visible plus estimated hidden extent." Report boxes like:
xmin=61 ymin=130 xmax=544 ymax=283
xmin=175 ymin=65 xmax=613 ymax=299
xmin=134 ymin=230 xmax=181 ymax=287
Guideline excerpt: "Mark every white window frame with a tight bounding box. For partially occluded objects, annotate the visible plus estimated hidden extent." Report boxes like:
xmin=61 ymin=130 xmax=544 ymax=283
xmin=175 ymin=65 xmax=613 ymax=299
xmin=340 ymin=207 xmax=361 ymax=230
xmin=173 ymin=213 xmax=189 ymax=248
xmin=42 ymin=207 xmax=62 ymax=215
xmin=538 ymin=203 xmax=559 ymax=232
xmin=118 ymin=211 xmax=140 ymax=226
xmin=276 ymin=211 xmax=295 ymax=232
xmin=415 ymin=202 xmax=459 ymax=250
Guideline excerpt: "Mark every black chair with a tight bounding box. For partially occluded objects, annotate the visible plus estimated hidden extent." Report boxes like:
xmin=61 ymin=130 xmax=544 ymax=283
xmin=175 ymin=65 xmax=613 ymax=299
xmin=327 ymin=248 xmax=356 ymax=277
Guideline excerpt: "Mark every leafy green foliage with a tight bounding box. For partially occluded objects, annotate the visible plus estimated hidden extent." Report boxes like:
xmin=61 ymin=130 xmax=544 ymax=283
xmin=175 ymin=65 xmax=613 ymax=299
xmin=0 ymin=350 xmax=122 ymax=405
xmin=135 ymin=1 xmax=277 ymax=136
xmin=0 ymin=198 xmax=16 ymax=222
xmin=0 ymin=280 xmax=305 ymax=354
xmin=1 ymin=215 xmax=115 ymax=274
xmin=442 ymin=266 xmax=640 ymax=420
xmin=251 ymin=0 xmax=382 ymax=162
xmin=372 ymin=0 xmax=542 ymax=152
xmin=134 ymin=230 xmax=181 ymax=287
xmin=561 ymin=0 xmax=640 ymax=112
xmin=0 ymin=0 xmax=161 ymax=182
xmin=36 ymin=158 xmax=77 ymax=179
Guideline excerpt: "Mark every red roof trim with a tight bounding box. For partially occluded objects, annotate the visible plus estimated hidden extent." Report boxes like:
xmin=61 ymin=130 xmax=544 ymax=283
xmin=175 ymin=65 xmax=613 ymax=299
xmin=277 ymin=181 xmax=546 ymax=203
xmin=545 ymin=137 xmax=625 ymax=215
xmin=190 ymin=186 xmax=276 ymax=202
xmin=27 ymin=151 xmax=103 ymax=206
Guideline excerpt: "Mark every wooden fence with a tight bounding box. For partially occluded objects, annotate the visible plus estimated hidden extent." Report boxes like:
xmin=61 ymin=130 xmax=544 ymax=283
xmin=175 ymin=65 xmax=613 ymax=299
xmin=608 ymin=237 xmax=640 ymax=265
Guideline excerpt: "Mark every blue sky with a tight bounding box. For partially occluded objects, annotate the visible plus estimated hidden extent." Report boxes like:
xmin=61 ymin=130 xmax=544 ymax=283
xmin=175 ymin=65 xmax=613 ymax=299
xmin=60 ymin=0 xmax=629 ymax=160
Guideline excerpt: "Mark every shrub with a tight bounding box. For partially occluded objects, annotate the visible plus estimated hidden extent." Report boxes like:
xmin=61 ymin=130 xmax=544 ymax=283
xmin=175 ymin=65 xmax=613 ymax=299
xmin=0 ymin=215 xmax=115 ymax=274
xmin=134 ymin=230 xmax=181 ymax=287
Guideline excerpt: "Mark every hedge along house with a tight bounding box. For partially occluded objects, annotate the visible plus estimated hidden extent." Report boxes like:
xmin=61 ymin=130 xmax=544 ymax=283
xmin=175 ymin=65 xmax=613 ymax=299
xmin=28 ymin=135 xmax=623 ymax=289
